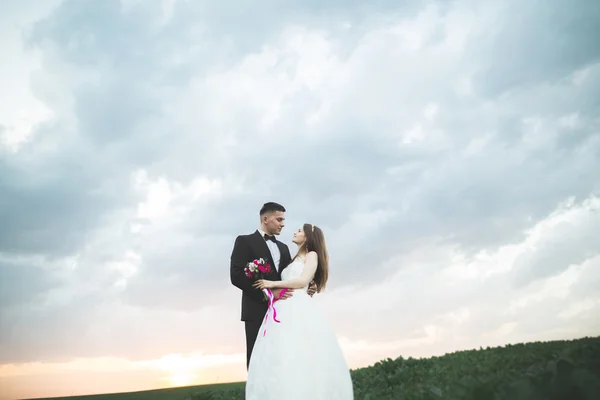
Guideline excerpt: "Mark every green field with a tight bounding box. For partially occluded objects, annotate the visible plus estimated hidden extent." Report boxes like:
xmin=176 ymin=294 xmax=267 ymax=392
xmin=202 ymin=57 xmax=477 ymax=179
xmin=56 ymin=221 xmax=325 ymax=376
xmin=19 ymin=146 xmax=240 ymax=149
xmin=28 ymin=336 xmax=600 ymax=400
xmin=24 ymin=382 xmax=245 ymax=400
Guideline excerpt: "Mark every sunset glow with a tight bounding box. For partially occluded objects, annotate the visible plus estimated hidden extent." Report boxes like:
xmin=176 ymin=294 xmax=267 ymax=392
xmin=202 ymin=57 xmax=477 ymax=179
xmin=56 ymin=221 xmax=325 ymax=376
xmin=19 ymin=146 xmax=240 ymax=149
xmin=0 ymin=352 xmax=249 ymax=400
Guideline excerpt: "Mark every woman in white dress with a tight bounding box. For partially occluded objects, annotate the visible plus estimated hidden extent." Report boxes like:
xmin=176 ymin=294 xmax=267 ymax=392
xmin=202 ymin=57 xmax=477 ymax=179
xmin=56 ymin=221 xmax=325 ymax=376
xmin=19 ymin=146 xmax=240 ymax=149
xmin=246 ymin=223 xmax=354 ymax=400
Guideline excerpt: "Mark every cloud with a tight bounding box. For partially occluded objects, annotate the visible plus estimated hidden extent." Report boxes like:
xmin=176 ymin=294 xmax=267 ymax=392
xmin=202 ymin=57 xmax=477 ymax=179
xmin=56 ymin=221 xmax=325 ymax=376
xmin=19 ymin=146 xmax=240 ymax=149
xmin=1 ymin=1 xmax=600 ymax=397
xmin=469 ymin=0 xmax=600 ymax=96
xmin=0 ymin=256 xmax=63 ymax=308
xmin=512 ymin=196 xmax=600 ymax=286
xmin=321 ymin=195 xmax=600 ymax=367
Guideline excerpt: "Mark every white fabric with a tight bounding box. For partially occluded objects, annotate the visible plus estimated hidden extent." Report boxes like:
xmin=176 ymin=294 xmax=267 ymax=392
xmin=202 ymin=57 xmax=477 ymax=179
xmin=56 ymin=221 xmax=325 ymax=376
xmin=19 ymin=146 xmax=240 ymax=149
xmin=245 ymin=258 xmax=354 ymax=399
xmin=258 ymin=228 xmax=281 ymax=271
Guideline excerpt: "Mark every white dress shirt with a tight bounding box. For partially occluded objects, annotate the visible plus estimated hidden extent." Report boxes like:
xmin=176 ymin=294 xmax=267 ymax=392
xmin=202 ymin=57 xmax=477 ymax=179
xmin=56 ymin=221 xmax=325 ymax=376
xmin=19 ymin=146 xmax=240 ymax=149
xmin=258 ymin=228 xmax=281 ymax=271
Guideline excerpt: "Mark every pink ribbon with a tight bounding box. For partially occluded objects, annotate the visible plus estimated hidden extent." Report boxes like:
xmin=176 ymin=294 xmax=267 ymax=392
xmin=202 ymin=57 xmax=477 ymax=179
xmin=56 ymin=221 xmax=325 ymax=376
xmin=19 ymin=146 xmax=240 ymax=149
xmin=262 ymin=289 xmax=281 ymax=336
xmin=276 ymin=288 xmax=288 ymax=300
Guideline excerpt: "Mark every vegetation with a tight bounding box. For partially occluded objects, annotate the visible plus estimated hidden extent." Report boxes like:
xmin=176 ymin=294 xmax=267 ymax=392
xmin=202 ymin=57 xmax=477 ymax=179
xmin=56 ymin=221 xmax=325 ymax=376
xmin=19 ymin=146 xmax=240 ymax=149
xmin=29 ymin=336 xmax=600 ymax=400
xmin=348 ymin=336 xmax=600 ymax=400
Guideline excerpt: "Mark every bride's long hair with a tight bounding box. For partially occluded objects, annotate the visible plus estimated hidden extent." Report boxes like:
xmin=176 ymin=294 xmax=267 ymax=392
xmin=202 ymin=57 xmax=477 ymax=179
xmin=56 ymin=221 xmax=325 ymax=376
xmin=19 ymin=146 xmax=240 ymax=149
xmin=293 ymin=223 xmax=329 ymax=293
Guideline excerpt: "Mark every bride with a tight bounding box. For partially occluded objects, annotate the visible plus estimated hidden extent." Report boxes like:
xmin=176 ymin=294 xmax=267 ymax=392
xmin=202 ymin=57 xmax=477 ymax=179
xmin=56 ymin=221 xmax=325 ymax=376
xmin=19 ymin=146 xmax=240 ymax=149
xmin=246 ymin=223 xmax=354 ymax=399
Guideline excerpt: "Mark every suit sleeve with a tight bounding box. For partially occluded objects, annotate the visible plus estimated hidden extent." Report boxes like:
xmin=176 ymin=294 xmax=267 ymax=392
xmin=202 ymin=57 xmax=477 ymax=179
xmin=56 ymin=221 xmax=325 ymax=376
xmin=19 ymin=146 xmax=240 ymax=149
xmin=230 ymin=235 xmax=266 ymax=302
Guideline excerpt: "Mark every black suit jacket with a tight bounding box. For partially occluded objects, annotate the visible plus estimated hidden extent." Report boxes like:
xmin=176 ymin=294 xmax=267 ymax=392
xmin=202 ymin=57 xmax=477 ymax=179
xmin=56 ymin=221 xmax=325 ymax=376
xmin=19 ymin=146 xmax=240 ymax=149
xmin=230 ymin=230 xmax=292 ymax=321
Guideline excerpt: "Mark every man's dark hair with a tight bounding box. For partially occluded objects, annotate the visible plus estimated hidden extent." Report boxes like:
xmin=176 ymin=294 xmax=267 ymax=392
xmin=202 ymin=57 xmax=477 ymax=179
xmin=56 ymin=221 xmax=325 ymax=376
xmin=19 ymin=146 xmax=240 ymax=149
xmin=260 ymin=202 xmax=286 ymax=216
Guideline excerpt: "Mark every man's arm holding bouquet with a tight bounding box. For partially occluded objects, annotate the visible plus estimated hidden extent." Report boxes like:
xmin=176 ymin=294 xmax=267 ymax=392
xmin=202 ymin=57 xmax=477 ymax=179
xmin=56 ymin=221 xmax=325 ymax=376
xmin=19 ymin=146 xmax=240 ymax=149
xmin=230 ymin=236 xmax=292 ymax=301
xmin=230 ymin=236 xmax=269 ymax=303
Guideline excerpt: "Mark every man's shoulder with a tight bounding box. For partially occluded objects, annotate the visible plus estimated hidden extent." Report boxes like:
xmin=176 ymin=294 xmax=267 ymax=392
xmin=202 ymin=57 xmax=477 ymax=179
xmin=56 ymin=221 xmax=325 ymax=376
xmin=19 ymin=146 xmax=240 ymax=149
xmin=236 ymin=231 xmax=258 ymax=241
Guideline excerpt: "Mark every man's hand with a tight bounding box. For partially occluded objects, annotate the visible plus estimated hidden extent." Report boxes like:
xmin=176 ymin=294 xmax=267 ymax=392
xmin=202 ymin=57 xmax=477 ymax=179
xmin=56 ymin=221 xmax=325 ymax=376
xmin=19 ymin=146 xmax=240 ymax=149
xmin=273 ymin=288 xmax=294 ymax=301
xmin=307 ymin=281 xmax=317 ymax=297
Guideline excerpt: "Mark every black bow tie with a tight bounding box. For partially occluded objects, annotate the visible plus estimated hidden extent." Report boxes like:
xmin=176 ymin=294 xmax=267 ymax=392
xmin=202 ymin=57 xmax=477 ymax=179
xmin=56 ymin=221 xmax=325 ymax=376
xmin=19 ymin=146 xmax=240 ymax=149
xmin=264 ymin=234 xmax=277 ymax=243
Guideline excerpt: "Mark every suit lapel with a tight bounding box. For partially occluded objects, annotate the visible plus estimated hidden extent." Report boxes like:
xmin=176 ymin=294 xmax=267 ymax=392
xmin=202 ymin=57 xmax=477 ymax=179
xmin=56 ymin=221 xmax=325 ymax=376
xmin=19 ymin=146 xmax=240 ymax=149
xmin=249 ymin=230 xmax=274 ymax=266
xmin=276 ymin=241 xmax=289 ymax=274
xmin=248 ymin=230 xmax=291 ymax=278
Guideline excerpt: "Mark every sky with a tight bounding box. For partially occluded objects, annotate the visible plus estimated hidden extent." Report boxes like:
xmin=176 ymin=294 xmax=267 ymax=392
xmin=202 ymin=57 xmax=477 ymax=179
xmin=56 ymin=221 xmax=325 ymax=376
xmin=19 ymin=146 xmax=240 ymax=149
xmin=1 ymin=0 xmax=599 ymax=398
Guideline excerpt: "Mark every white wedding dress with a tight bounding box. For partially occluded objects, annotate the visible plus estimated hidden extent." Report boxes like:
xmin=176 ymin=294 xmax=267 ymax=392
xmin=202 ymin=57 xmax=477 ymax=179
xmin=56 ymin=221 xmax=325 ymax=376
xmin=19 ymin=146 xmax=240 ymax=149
xmin=245 ymin=258 xmax=354 ymax=399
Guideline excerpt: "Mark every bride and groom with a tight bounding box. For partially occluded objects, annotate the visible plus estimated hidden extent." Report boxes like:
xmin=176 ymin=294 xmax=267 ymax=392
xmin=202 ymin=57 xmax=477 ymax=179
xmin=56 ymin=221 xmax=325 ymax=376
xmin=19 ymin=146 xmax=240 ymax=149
xmin=230 ymin=202 xmax=354 ymax=399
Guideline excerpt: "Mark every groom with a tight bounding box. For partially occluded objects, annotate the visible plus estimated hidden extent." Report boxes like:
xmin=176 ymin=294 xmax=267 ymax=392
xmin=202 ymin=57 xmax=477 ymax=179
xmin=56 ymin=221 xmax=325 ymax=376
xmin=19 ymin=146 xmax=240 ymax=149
xmin=230 ymin=202 xmax=315 ymax=368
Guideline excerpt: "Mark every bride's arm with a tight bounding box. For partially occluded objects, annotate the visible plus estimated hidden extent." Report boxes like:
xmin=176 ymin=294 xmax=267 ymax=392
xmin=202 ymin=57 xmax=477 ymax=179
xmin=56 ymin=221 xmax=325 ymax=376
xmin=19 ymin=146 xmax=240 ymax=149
xmin=255 ymin=252 xmax=318 ymax=290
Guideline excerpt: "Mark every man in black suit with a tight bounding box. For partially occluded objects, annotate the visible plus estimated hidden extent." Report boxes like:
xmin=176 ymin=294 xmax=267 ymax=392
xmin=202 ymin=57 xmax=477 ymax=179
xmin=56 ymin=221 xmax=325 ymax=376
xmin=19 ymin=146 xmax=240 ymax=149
xmin=230 ymin=202 xmax=314 ymax=368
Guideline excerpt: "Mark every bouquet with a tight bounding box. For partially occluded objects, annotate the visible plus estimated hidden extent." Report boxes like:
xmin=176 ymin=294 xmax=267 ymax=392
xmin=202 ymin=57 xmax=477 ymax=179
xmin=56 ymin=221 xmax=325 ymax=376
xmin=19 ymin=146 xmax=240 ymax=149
xmin=244 ymin=257 xmax=272 ymax=301
xmin=245 ymin=257 xmax=280 ymax=336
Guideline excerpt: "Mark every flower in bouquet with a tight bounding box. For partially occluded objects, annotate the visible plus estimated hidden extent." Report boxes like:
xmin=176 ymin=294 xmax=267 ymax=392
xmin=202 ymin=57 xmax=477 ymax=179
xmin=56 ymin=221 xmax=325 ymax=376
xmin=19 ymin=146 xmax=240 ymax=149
xmin=245 ymin=258 xmax=272 ymax=301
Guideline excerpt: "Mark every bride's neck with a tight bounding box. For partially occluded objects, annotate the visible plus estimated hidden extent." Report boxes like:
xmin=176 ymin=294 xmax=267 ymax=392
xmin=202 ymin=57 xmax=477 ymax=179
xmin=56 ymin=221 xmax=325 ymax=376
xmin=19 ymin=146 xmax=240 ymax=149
xmin=296 ymin=246 xmax=307 ymax=258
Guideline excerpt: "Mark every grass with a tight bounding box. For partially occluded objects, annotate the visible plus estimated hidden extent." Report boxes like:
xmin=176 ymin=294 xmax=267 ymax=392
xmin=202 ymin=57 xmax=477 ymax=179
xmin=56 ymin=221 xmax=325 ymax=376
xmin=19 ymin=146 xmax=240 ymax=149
xmin=23 ymin=382 xmax=244 ymax=400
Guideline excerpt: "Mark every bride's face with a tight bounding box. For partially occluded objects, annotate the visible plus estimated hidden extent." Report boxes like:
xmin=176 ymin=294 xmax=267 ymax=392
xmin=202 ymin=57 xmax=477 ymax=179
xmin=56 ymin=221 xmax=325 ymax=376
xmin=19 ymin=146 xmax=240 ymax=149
xmin=292 ymin=227 xmax=306 ymax=245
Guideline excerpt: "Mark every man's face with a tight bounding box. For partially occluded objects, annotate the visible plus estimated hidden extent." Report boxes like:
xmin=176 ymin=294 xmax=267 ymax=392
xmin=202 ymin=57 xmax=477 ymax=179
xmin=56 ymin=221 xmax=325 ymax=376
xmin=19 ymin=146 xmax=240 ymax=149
xmin=264 ymin=211 xmax=285 ymax=235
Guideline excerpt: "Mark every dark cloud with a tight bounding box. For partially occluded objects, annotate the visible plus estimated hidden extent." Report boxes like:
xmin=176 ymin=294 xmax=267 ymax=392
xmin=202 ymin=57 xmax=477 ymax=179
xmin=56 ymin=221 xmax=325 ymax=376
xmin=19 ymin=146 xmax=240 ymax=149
xmin=0 ymin=259 xmax=62 ymax=308
xmin=470 ymin=0 xmax=600 ymax=97
xmin=0 ymin=134 xmax=133 ymax=257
